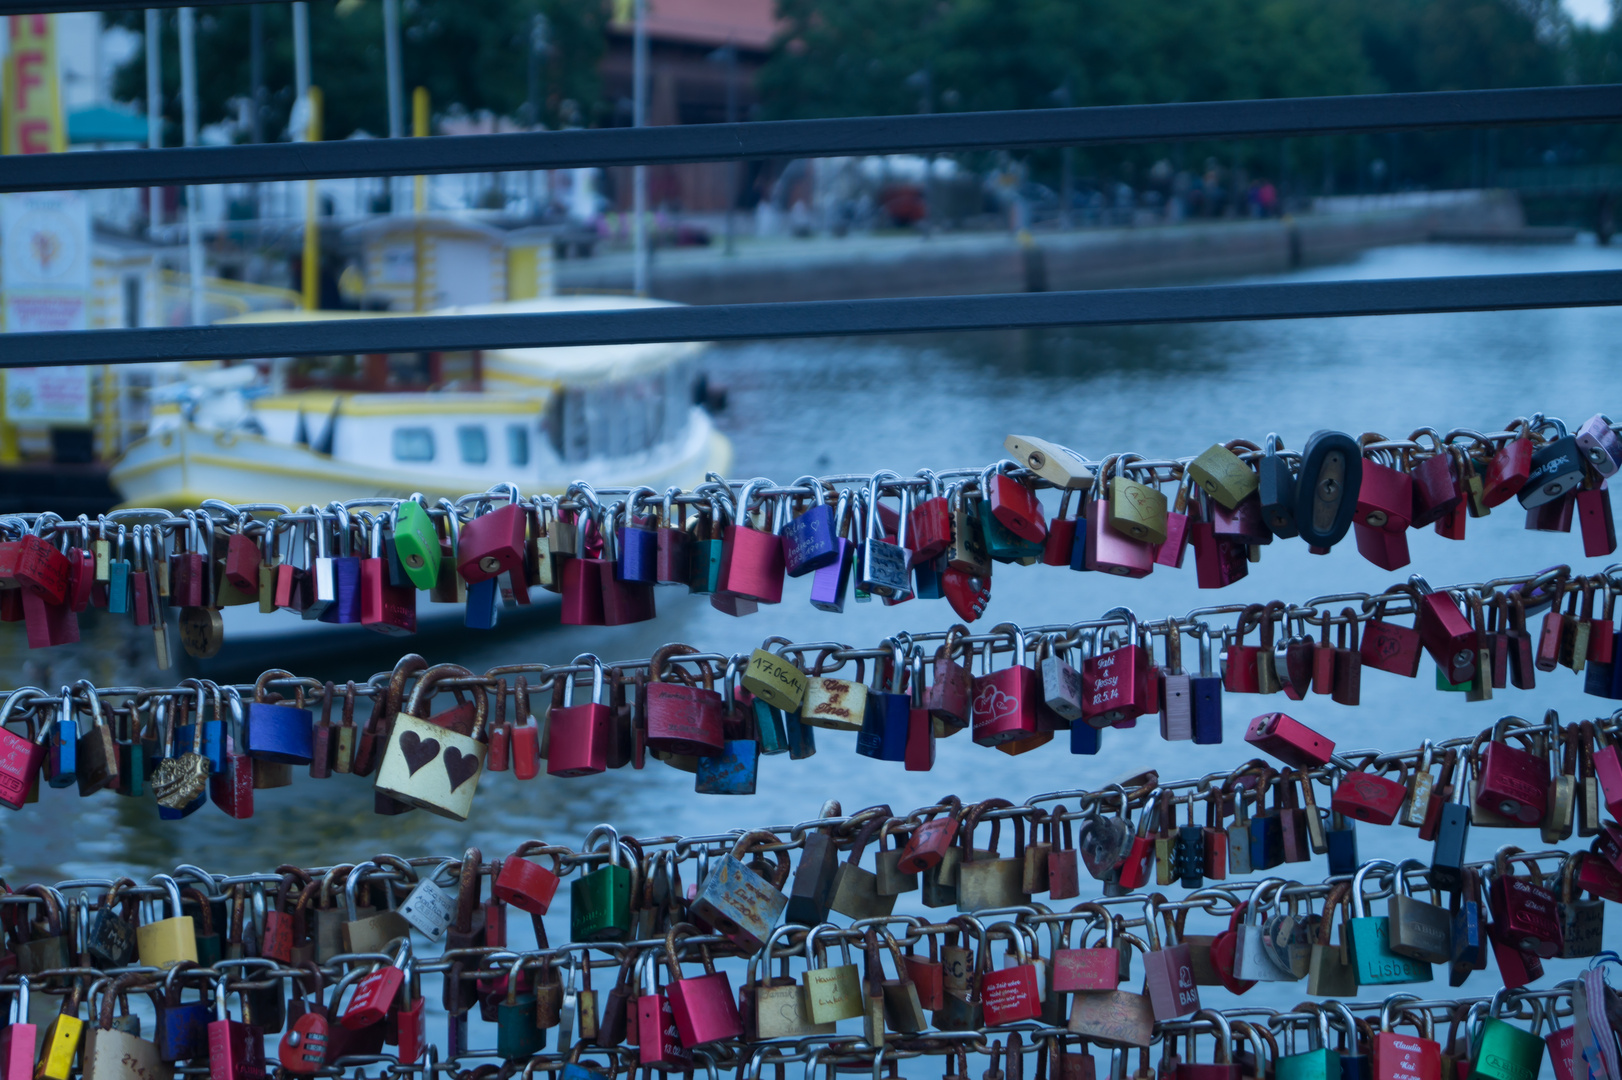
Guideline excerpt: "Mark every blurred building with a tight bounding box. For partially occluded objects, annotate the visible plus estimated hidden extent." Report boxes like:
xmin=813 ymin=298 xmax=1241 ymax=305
xmin=600 ymin=0 xmax=778 ymax=213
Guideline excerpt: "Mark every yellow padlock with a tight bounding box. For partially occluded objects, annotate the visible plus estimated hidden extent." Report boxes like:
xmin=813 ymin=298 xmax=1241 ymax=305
xmin=135 ymin=875 xmax=197 ymax=971
xmin=1188 ymin=442 xmax=1259 ymax=510
xmin=1105 ymin=455 xmax=1170 ymax=546
xmin=33 ymin=983 xmax=83 ymax=1080
xmin=741 ymin=636 xmax=807 ymax=713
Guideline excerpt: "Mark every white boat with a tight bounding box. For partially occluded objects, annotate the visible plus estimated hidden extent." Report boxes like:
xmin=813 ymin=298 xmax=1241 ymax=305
xmin=110 ymin=295 xmax=733 ymax=509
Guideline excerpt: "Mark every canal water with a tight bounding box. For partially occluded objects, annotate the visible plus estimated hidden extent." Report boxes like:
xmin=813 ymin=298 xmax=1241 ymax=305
xmin=5 ymin=237 xmax=1621 ymax=1020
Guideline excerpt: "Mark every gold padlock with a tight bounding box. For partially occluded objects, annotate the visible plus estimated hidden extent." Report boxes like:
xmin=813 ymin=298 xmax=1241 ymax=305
xmin=802 ymin=925 xmax=863 ymax=1025
xmin=1004 ymin=435 xmax=1095 ymax=490
xmin=1106 ymin=456 xmax=1169 ymax=545
xmin=135 ymin=875 xmax=198 ymax=971
xmin=1188 ymin=442 xmax=1259 ymax=510
xmin=741 ymin=636 xmax=807 ymax=713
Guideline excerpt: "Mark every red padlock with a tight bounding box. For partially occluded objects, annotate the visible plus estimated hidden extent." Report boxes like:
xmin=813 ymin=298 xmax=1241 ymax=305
xmin=491 ymin=843 xmax=562 ymax=914
xmin=546 ymin=657 xmax=612 ymax=778
xmin=1591 ymin=724 xmax=1622 ymax=822
xmin=1244 ymin=712 xmax=1334 ymax=769
xmin=1355 ymin=441 xmax=1414 ymax=533
xmin=15 ymin=533 xmax=70 ymax=606
xmin=1373 ymin=1005 xmax=1441 ymax=1080
xmin=1222 ymin=605 xmax=1265 ymax=694
xmin=910 ymin=471 xmax=953 ymax=563
xmin=1043 ymin=489 xmax=1082 ymax=567
xmin=456 ymin=501 xmax=527 ymax=586
xmin=1353 ymin=519 xmax=1412 ymax=571
xmin=1190 ymin=493 xmax=1249 ymax=589
xmin=636 ymin=950 xmax=692 ymax=1067
xmin=1330 ymin=762 xmax=1408 ymax=825
xmin=1155 ymin=473 xmax=1195 ymax=568
xmin=225 ymin=530 xmax=262 ymax=593
xmin=340 ymin=942 xmax=410 ymax=1030
xmin=1207 ymin=902 xmax=1257 ymax=996
xmin=1487 ymin=848 xmax=1563 ymax=958
xmin=896 ymin=797 xmax=963 ymax=873
xmin=978 ymin=926 xmax=1043 ymax=1026
xmin=1579 ymin=481 xmax=1617 ymax=557
xmin=1054 ymin=903 xmax=1120 ymax=991
xmin=1411 ymin=575 xmax=1479 ymax=686
xmin=988 ymin=469 xmax=1048 ymax=544
xmin=1483 ymin=426 xmax=1534 ymax=507
xmin=1082 ymin=609 xmax=1150 ymax=727
xmin=1408 ymin=434 xmax=1462 ymax=527
xmin=643 ymin=645 xmax=725 ymax=756
xmin=1360 ymin=588 xmax=1423 ymax=677
xmin=1475 ymin=718 xmax=1549 ymax=825
xmin=971 ymin=624 xmax=1041 ymax=746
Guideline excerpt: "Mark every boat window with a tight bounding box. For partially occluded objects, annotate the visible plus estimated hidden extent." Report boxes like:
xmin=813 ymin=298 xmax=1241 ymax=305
xmin=507 ymin=424 xmax=530 ymax=467
xmin=458 ymin=425 xmax=489 ymax=465
xmin=392 ymin=427 xmax=435 ymax=462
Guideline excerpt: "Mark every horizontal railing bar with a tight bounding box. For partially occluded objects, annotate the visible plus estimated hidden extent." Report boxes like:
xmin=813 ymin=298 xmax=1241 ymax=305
xmin=3 ymin=270 xmax=1618 ymax=368
xmin=0 ymin=84 xmax=1618 ymax=193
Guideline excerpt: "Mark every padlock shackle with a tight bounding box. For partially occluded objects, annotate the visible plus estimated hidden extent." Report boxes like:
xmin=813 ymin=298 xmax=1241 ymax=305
xmin=344 ymin=860 xmax=380 ymax=921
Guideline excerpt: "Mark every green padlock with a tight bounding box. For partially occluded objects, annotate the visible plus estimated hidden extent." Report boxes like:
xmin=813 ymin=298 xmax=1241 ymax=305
xmin=570 ymin=825 xmax=634 ymax=943
xmin=1275 ymin=1004 xmax=1341 ymax=1080
xmin=1347 ymin=860 xmax=1432 ymax=986
xmin=977 ymin=492 xmax=1044 ymax=562
xmin=496 ymin=955 xmax=544 ymax=1060
xmin=685 ymin=496 xmax=724 ymax=595
xmin=391 ymin=500 xmax=443 ymax=590
xmin=1468 ymin=990 xmax=1544 ymax=1080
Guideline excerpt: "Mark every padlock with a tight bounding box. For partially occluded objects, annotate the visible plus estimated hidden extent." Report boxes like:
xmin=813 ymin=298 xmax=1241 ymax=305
xmin=205 ymin=978 xmax=265 ymax=1080
xmin=1386 ymin=860 xmax=1452 ymax=965
xmin=1519 ymin=418 xmax=1586 ymax=508
xmin=1232 ymin=880 xmax=1296 ymax=982
xmin=1190 ymin=441 xmax=1259 ymax=510
xmin=374 ymin=663 xmax=489 ymax=820
xmin=957 ymin=798 xmax=1032 ymax=910
xmin=858 ymin=472 xmax=915 ymax=598
xmin=339 ymin=861 xmax=412 ymax=955
xmin=457 ymin=498 xmax=528 ymax=586
xmin=570 ymin=826 xmax=633 ymax=943
xmin=548 ymin=655 xmax=614 ymax=777
xmin=389 ymin=499 xmax=444 ymax=589
xmin=491 ymin=842 xmax=563 ymax=917
xmin=1410 ymin=574 xmax=1479 ymax=685
xmin=1347 ymin=861 xmax=1432 ymax=985
xmin=1575 ymin=413 xmax=1622 ymax=475
xmin=1141 ymin=897 xmax=1200 ymax=1020
xmin=340 ymin=939 xmax=410 ymax=1031
xmin=980 ymin=921 xmax=1043 ymax=1026
xmin=1373 ymin=999 xmax=1441 ymax=1080
xmin=1274 ymin=1005 xmax=1339 ymax=1080
xmin=1245 ymin=712 xmax=1334 ymax=769
xmin=243 ymin=669 xmax=314 ymax=765
xmin=745 ymin=924 xmax=834 ymax=1040
xmin=802 ymin=925 xmax=863 ymax=1025
xmin=1430 ymin=757 xmax=1472 ymax=893
xmin=136 ymin=874 xmax=198 ymax=971
xmin=856 ymin=642 xmax=911 ymax=762
xmin=1468 ymin=991 xmax=1545 ymax=1080
xmin=785 ymin=805 xmax=842 ymax=925
xmin=1306 ymin=885 xmax=1357 ymax=997
xmin=1578 ymin=481 xmax=1616 ymax=557
xmin=1487 ymin=846 xmax=1563 ymax=958
xmin=973 ymin=624 xmax=1041 ymax=746
xmin=1087 ymin=458 xmax=1154 ymax=576
xmin=1055 ymin=903 xmax=1121 ymax=992
xmin=1083 ymin=608 xmax=1151 ymax=727
xmin=663 ymin=923 xmax=743 ymax=1048
xmin=643 ymin=645 xmax=724 ymax=756
xmin=1331 ymin=758 xmax=1408 ymax=825
xmin=595 ymin=503 xmax=655 ymax=624
xmin=1557 ymin=853 xmax=1604 ymax=958
xmin=359 ymin=512 xmax=416 ymax=635
xmin=1475 ymin=717 xmax=1548 ymax=826
xmin=689 ymin=830 xmax=789 ymax=951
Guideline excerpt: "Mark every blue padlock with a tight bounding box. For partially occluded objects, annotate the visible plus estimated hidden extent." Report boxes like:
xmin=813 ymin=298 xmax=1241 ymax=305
xmin=856 ymin=642 xmax=910 ymax=761
xmin=181 ymin=679 xmax=225 ymax=774
xmin=782 ymin=479 xmax=840 ymax=578
xmin=694 ymin=740 xmax=759 ymax=795
xmin=615 ymin=512 xmax=659 ymax=585
xmin=912 ymin=551 xmax=945 ymax=600
xmin=1325 ymin=811 xmax=1359 ymax=875
xmin=320 ymin=504 xmax=363 ymax=624
xmin=1190 ymin=627 xmax=1224 ymax=744
xmin=465 ymin=575 xmax=500 ymax=630
xmin=244 ymin=670 xmax=314 ymax=764
xmin=784 ymin=708 xmax=816 ymax=760
xmin=47 ymin=686 xmax=76 ymax=789
xmin=1070 ymin=718 xmax=1100 ymax=755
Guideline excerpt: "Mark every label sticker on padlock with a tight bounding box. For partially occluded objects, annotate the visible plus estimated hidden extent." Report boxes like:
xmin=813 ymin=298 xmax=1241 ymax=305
xmin=399 ymin=878 xmax=455 ymax=941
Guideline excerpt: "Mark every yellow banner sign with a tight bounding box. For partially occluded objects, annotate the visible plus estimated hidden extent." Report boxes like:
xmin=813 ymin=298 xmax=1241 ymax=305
xmin=4 ymin=14 xmax=65 ymax=156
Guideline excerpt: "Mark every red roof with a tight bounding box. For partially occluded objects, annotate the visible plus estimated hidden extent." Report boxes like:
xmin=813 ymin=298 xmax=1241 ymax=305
xmin=622 ymin=0 xmax=780 ymax=51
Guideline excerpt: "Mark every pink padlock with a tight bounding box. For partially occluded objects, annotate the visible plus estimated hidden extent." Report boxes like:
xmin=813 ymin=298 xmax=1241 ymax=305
xmin=714 ymin=480 xmax=785 ymax=606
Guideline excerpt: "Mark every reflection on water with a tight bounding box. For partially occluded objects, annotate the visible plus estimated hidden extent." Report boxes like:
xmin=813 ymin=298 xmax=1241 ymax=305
xmin=3 ymin=239 xmax=1620 ymax=1001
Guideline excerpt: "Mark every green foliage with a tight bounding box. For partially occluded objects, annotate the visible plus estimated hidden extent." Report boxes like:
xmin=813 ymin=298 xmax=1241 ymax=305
xmin=109 ymin=0 xmax=605 ymax=143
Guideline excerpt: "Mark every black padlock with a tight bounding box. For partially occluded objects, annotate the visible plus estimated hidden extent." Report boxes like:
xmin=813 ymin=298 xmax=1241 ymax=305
xmin=1430 ymin=765 xmax=1471 ymax=893
xmin=1294 ymin=429 xmax=1362 ymax=548
xmin=1257 ymin=433 xmax=1299 ymax=539
xmin=1520 ymin=423 xmax=1586 ymax=509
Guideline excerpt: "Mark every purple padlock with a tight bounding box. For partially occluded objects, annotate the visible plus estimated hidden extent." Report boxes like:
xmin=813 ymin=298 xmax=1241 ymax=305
xmin=808 ymin=538 xmax=853 ymax=613
xmin=1577 ymin=414 xmax=1622 ymax=478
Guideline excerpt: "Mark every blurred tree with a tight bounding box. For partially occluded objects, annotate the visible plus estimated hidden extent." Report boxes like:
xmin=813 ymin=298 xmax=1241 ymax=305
xmin=109 ymin=0 xmax=605 ymax=143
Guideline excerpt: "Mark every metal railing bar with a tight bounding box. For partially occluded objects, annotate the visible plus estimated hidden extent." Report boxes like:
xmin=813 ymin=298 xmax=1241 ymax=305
xmin=0 ymin=84 xmax=1616 ymax=192
xmin=2 ymin=269 xmax=1619 ymax=368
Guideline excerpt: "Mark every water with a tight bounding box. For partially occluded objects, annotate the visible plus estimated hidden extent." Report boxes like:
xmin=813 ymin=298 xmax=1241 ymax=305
xmin=6 ymin=238 xmax=1621 ymax=1019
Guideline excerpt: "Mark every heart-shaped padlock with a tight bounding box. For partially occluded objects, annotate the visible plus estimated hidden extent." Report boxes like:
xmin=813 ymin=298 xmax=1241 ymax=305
xmin=279 ymin=1012 xmax=330 ymax=1074
xmin=943 ymin=568 xmax=990 ymax=623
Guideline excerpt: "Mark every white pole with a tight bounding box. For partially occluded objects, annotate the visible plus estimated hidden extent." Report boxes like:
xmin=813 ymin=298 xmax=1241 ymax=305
xmin=292 ymin=2 xmax=310 ymax=102
xmin=178 ymin=6 xmax=204 ymax=326
xmin=631 ymin=0 xmax=647 ymax=297
xmin=144 ymin=9 xmax=161 ymax=235
xmin=382 ymin=0 xmax=403 ymax=210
